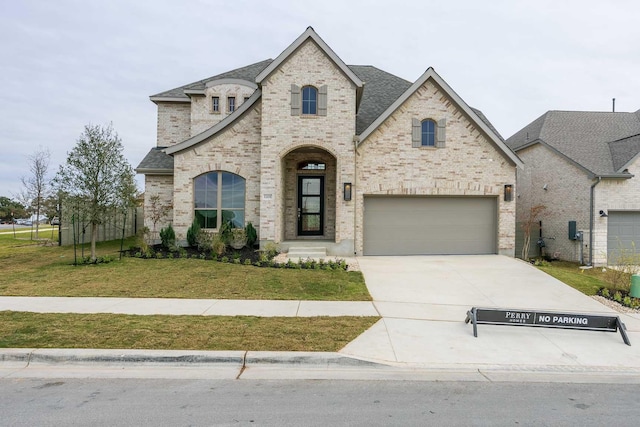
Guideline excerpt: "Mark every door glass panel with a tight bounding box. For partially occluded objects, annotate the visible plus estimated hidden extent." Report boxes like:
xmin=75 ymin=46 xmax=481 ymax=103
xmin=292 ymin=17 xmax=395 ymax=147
xmin=302 ymin=196 xmax=320 ymax=213
xmin=301 ymin=178 xmax=321 ymax=195
xmin=302 ymin=214 xmax=321 ymax=232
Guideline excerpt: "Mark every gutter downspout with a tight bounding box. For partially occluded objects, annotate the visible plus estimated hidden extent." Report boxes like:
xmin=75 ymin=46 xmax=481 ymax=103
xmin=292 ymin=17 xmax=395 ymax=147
xmin=588 ymin=176 xmax=602 ymax=266
xmin=353 ymin=136 xmax=360 ymax=255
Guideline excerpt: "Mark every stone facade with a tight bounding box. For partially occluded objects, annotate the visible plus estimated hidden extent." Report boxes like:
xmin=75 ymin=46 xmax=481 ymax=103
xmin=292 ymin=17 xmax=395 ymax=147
xmin=356 ymin=80 xmax=516 ymax=256
xmin=190 ymin=84 xmax=256 ymax=136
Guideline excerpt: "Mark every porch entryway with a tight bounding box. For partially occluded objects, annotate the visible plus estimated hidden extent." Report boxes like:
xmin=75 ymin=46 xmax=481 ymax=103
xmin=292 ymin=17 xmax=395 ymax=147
xmin=282 ymin=147 xmax=336 ymax=241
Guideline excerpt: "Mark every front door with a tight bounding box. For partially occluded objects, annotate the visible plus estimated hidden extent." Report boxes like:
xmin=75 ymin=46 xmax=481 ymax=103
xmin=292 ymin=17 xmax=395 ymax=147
xmin=297 ymin=176 xmax=324 ymax=236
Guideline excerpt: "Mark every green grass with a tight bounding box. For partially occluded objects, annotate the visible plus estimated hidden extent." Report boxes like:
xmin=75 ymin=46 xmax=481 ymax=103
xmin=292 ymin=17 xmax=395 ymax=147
xmin=536 ymin=261 xmax=621 ymax=296
xmin=0 ymin=311 xmax=379 ymax=351
xmin=0 ymin=234 xmax=370 ymax=301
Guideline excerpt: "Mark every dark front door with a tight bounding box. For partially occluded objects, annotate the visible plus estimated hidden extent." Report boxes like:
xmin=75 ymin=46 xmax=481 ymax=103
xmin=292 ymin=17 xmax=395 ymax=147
xmin=297 ymin=176 xmax=324 ymax=236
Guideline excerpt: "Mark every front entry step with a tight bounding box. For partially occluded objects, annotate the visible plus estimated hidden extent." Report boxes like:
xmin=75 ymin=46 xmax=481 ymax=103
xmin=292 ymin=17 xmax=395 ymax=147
xmin=287 ymin=246 xmax=327 ymax=260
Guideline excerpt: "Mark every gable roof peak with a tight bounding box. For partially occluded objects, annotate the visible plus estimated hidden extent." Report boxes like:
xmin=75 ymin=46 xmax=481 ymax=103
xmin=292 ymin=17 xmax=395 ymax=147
xmin=255 ymin=27 xmax=363 ymax=88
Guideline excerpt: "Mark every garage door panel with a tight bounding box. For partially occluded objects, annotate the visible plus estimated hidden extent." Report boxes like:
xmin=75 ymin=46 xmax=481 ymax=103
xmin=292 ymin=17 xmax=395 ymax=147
xmin=363 ymin=197 xmax=497 ymax=256
xmin=608 ymin=211 xmax=640 ymax=263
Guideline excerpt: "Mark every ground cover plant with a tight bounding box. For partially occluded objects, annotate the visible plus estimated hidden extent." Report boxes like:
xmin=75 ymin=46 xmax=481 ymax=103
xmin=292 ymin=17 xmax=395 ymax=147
xmin=0 ymin=233 xmax=370 ymax=301
xmin=0 ymin=311 xmax=379 ymax=351
xmin=535 ymin=260 xmax=640 ymax=310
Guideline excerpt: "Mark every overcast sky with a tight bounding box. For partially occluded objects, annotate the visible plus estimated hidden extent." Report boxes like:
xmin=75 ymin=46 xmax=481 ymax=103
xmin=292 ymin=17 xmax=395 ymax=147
xmin=2 ymin=0 xmax=639 ymax=200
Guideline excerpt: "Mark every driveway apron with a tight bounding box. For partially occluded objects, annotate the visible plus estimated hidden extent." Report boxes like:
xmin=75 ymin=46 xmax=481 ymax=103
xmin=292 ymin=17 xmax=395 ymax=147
xmin=341 ymin=255 xmax=640 ymax=369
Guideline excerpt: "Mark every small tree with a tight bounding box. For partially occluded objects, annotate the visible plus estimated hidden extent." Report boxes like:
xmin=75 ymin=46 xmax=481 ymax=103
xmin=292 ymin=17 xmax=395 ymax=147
xmin=147 ymin=194 xmax=172 ymax=241
xmin=19 ymin=147 xmax=51 ymax=239
xmin=0 ymin=196 xmax=27 ymax=222
xmin=54 ymin=123 xmax=136 ymax=261
xmin=521 ymin=204 xmax=547 ymax=260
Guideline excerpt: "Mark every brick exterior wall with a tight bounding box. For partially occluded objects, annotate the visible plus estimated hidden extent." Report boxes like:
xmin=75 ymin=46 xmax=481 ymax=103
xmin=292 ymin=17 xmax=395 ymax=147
xmin=143 ymin=175 xmax=174 ymax=237
xmin=593 ymin=158 xmax=640 ymax=265
xmin=514 ymin=144 xmax=591 ymax=263
xmin=191 ymin=84 xmax=256 ymax=136
xmin=258 ymin=39 xmax=356 ymax=251
xmin=356 ymin=79 xmax=517 ymax=256
xmin=156 ymin=102 xmax=191 ymax=147
xmin=170 ymin=103 xmax=262 ymax=242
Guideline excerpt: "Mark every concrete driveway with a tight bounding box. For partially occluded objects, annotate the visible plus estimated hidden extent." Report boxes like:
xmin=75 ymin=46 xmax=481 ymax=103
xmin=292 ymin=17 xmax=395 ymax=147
xmin=341 ymin=255 xmax=640 ymax=372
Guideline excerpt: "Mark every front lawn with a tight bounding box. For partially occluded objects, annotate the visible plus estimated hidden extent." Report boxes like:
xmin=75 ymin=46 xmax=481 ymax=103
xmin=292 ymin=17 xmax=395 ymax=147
xmin=0 ymin=234 xmax=370 ymax=301
xmin=0 ymin=311 xmax=379 ymax=351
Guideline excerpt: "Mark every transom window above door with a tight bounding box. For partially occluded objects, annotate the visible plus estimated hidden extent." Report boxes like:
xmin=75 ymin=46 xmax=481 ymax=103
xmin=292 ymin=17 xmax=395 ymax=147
xmin=298 ymin=161 xmax=326 ymax=170
xmin=194 ymin=171 xmax=245 ymax=229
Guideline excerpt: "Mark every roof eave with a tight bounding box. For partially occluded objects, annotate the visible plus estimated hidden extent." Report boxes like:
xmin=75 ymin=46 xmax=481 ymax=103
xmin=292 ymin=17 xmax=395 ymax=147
xmin=165 ymin=90 xmax=262 ymax=155
xmin=135 ymin=168 xmax=174 ymax=175
xmin=255 ymin=27 xmax=363 ymax=88
xmin=149 ymin=96 xmax=190 ymax=104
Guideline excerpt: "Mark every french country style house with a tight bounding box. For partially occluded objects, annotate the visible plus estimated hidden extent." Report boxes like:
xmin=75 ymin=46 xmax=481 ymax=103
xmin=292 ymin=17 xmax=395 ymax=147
xmin=136 ymin=27 xmax=522 ymax=256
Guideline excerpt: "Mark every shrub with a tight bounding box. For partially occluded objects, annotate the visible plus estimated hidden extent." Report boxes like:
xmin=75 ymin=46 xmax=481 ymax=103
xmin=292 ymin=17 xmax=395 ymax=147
xmin=218 ymin=220 xmax=233 ymax=245
xmin=196 ymin=230 xmax=213 ymax=253
xmin=245 ymin=222 xmax=257 ymax=247
xmin=244 ymin=259 xmax=252 ymax=266
xmin=212 ymin=233 xmax=226 ymax=256
xmin=613 ymin=291 xmax=623 ymax=302
xmin=159 ymin=224 xmax=176 ymax=249
xmin=186 ymin=219 xmax=201 ymax=247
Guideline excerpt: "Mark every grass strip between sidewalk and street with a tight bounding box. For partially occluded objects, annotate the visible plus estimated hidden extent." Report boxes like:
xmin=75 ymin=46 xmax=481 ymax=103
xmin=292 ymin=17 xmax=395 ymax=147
xmin=0 ymin=312 xmax=379 ymax=352
xmin=0 ymin=234 xmax=370 ymax=301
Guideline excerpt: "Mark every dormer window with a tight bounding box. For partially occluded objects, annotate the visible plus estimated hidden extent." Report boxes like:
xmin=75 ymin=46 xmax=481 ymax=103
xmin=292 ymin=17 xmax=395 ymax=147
xmin=228 ymin=97 xmax=236 ymax=112
xmin=212 ymin=96 xmax=219 ymax=113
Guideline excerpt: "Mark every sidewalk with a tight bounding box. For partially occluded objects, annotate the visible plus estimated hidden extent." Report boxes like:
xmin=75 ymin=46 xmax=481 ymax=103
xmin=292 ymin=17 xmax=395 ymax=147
xmin=0 ymin=296 xmax=378 ymax=317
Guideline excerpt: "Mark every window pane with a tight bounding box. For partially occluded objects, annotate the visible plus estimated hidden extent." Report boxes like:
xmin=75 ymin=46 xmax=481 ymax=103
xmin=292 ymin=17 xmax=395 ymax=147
xmin=195 ymin=173 xmax=218 ymax=208
xmin=195 ymin=210 xmax=217 ymax=229
xmin=422 ymin=120 xmax=435 ymax=146
xmin=222 ymin=210 xmax=244 ymax=228
xmin=302 ymin=86 xmax=317 ymax=115
xmin=221 ymin=173 xmax=245 ymax=208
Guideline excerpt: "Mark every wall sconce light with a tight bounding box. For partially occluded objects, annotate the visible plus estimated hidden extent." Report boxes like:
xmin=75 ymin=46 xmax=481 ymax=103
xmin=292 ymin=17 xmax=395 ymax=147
xmin=599 ymin=210 xmax=608 ymax=217
xmin=343 ymin=182 xmax=352 ymax=201
xmin=504 ymin=184 xmax=513 ymax=202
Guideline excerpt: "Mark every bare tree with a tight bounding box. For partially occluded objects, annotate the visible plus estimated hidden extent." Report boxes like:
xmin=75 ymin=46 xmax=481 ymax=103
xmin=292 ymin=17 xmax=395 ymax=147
xmin=20 ymin=147 xmax=50 ymax=239
xmin=54 ymin=123 xmax=137 ymax=261
xmin=521 ymin=204 xmax=547 ymax=260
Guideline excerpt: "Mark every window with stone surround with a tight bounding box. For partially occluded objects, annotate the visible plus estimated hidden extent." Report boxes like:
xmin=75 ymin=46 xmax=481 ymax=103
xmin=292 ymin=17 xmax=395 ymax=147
xmin=194 ymin=171 xmax=245 ymax=229
xmin=211 ymin=96 xmax=220 ymax=113
xmin=228 ymin=96 xmax=236 ymax=113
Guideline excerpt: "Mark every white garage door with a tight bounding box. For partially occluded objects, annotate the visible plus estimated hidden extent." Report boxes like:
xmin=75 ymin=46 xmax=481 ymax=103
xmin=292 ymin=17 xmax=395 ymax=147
xmin=607 ymin=211 xmax=640 ymax=263
xmin=363 ymin=196 xmax=498 ymax=256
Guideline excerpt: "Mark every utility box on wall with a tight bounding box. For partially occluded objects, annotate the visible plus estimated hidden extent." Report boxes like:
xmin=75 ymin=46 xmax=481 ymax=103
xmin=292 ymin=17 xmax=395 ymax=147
xmin=568 ymin=221 xmax=577 ymax=240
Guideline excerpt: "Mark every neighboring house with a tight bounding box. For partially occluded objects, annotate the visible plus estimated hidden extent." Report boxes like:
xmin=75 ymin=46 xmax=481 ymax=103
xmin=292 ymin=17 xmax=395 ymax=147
xmin=136 ymin=27 xmax=522 ymax=257
xmin=506 ymin=110 xmax=640 ymax=265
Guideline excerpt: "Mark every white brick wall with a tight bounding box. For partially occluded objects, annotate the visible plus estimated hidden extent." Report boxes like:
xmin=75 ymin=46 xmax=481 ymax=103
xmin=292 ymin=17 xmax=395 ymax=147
xmin=356 ymin=79 xmax=517 ymax=256
xmin=156 ymin=102 xmax=190 ymax=147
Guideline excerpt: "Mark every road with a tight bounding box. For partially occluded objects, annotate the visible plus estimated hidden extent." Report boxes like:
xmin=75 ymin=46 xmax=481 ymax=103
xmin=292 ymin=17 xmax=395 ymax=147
xmin=1 ymin=378 xmax=638 ymax=426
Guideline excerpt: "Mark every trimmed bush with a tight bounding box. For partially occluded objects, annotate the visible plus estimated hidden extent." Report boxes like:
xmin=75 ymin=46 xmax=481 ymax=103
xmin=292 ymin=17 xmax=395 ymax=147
xmin=186 ymin=219 xmax=200 ymax=247
xmin=159 ymin=224 xmax=176 ymax=249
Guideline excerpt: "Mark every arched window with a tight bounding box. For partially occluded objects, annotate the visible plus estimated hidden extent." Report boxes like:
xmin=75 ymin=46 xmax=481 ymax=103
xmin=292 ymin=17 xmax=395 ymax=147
xmin=302 ymin=86 xmax=317 ymax=115
xmin=421 ymin=119 xmax=436 ymax=147
xmin=194 ymin=172 xmax=245 ymax=229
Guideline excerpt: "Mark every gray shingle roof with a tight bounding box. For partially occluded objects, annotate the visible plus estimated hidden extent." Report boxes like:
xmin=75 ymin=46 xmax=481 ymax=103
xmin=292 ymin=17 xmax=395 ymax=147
xmin=150 ymin=59 xmax=274 ymax=99
xmin=609 ymin=133 xmax=640 ymax=171
xmin=135 ymin=147 xmax=174 ymax=172
xmin=349 ymin=65 xmax=412 ymax=135
xmin=506 ymin=111 xmax=640 ymax=175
